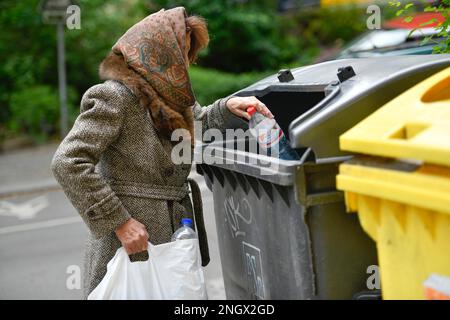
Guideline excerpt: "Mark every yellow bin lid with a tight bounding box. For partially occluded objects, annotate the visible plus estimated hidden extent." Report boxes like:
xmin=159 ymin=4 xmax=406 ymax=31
xmin=340 ymin=67 xmax=450 ymax=166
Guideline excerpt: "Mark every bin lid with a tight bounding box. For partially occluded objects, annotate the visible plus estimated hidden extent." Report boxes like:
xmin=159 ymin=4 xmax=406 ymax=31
xmin=236 ymin=55 xmax=450 ymax=159
xmin=340 ymin=67 xmax=450 ymax=167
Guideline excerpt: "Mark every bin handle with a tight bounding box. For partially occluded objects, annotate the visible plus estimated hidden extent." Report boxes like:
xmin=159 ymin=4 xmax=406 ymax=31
xmin=421 ymin=73 xmax=450 ymax=104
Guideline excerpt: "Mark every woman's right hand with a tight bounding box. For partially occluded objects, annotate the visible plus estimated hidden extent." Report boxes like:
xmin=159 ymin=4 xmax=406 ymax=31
xmin=115 ymin=218 xmax=149 ymax=255
xmin=226 ymin=96 xmax=273 ymax=120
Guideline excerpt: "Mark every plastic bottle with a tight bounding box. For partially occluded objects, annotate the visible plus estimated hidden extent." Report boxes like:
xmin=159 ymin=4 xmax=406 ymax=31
xmin=247 ymin=106 xmax=300 ymax=160
xmin=171 ymin=218 xmax=197 ymax=241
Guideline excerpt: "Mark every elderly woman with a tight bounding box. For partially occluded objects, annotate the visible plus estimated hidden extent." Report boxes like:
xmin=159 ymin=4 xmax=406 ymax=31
xmin=51 ymin=6 xmax=272 ymax=298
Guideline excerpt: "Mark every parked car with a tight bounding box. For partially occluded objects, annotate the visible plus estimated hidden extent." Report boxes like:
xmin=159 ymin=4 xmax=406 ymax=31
xmin=336 ymin=12 xmax=446 ymax=59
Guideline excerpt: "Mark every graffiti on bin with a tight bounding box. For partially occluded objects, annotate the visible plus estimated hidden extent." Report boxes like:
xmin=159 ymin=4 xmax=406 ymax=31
xmin=243 ymin=241 xmax=265 ymax=299
xmin=224 ymin=196 xmax=253 ymax=238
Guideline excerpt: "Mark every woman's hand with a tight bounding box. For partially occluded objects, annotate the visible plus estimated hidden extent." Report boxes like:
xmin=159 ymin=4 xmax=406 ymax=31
xmin=115 ymin=218 xmax=149 ymax=255
xmin=226 ymin=96 xmax=274 ymax=121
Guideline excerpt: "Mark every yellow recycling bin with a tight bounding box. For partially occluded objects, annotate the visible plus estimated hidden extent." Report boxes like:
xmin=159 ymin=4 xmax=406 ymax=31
xmin=337 ymin=67 xmax=450 ymax=300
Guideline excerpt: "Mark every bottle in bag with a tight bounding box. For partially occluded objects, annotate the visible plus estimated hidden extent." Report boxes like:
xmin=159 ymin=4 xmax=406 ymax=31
xmin=247 ymin=106 xmax=300 ymax=160
xmin=171 ymin=218 xmax=197 ymax=241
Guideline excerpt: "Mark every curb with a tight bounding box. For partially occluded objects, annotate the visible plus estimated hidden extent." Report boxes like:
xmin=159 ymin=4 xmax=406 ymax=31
xmin=0 ymin=179 xmax=61 ymax=199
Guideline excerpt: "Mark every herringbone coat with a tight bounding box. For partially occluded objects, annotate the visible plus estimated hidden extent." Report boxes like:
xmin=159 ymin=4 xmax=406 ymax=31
xmin=51 ymin=80 xmax=246 ymax=298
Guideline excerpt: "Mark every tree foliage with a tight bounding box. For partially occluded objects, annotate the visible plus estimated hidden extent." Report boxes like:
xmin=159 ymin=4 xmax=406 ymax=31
xmin=0 ymin=0 xmax=377 ymax=143
xmin=389 ymin=0 xmax=450 ymax=53
xmin=151 ymin=0 xmax=299 ymax=72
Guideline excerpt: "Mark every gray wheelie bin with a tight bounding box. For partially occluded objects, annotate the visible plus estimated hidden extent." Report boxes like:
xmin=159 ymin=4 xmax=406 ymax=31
xmin=195 ymin=55 xmax=450 ymax=299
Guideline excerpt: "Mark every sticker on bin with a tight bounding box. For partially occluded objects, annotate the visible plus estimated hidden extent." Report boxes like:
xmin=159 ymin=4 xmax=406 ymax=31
xmin=423 ymin=274 xmax=450 ymax=300
xmin=243 ymin=241 xmax=265 ymax=299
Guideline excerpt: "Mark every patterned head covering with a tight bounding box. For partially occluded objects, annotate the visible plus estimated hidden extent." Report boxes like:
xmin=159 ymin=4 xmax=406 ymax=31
xmin=112 ymin=7 xmax=195 ymax=110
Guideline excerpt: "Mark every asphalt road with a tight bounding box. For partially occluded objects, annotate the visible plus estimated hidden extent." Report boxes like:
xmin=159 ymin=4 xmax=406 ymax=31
xmin=0 ymin=172 xmax=225 ymax=300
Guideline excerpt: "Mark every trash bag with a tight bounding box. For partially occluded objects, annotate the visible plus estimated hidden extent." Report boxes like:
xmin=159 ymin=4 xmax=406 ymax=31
xmin=88 ymin=239 xmax=208 ymax=300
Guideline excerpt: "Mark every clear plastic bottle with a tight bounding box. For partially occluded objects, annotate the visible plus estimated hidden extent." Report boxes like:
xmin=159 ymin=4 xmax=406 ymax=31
xmin=247 ymin=106 xmax=300 ymax=160
xmin=171 ymin=218 xmax=197 ymax=241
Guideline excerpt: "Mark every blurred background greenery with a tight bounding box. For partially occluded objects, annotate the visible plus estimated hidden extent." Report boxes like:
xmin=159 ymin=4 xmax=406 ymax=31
xmin=0 ymin=0 xmax=424 ymax=146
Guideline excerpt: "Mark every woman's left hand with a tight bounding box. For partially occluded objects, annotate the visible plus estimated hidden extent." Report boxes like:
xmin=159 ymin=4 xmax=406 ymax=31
xmin=226 ymin=96 xmax=274 ymax=121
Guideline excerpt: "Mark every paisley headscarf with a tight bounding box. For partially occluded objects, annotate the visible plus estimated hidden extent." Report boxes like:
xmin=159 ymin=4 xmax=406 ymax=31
xmin=100 ymin=7 xmax=196 ymax=141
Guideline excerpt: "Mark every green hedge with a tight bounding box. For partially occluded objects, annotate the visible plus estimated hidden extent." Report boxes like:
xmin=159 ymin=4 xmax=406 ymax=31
xmin=189 ymin=67 xmax=270 ymax=105
xmin=7 ymin=85 xmax=78 ymax=143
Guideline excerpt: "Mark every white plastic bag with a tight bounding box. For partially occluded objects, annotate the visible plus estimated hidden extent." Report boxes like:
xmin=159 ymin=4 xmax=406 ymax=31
xmin=88 ymin=239 xmax=208 ymax=300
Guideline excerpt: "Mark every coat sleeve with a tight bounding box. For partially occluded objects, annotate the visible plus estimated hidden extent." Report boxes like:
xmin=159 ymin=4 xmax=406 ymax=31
xmin=51 ymin=83 xmax=131 ymax=239
xmin=192 ymin=96 xmax=248 ymax=134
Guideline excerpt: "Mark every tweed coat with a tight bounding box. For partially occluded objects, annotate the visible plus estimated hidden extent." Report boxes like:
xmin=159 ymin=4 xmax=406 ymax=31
xmin=51 ymin=80 xmax=247 ymax=298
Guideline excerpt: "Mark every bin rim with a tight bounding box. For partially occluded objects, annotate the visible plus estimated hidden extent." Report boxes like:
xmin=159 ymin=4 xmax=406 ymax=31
xmin=194 ymin=143 xmax=302 ymax=186
xmin=194 ymin=142 xmax=352 ymax=186
xmin=337 ymin=157 xmax=450 ymax=215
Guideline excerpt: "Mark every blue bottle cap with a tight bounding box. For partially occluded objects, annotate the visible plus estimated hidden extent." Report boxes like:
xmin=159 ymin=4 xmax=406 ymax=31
xmin=181 ymin=218 xmax=193 ymax=227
